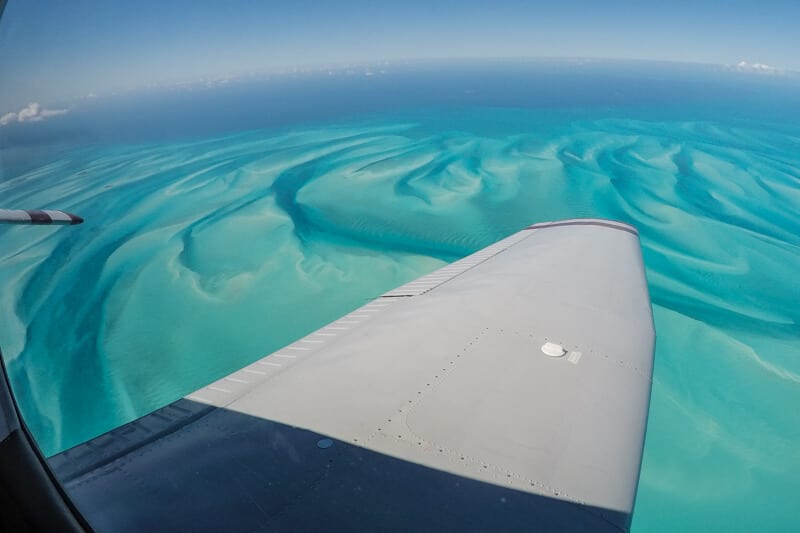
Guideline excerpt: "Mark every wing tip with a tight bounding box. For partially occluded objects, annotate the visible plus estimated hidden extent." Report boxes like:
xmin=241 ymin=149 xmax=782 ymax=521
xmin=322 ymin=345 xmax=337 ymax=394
xmin=527 ymin=218 xmax=639 ymax=236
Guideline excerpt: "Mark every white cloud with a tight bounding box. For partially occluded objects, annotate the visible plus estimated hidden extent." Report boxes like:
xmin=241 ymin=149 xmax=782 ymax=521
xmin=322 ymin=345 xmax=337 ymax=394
xmin=0 ymin=102 xmax=71 ymax=126
xmin=18 ymin=102 xmax=42 ymax=121
xmin=40 ymin=107 xmax=70 ymax=118
xmin=0 ymin=112 xmax=17 ymax=126
xmin=729 ymin=61 xmax=785 ymax=75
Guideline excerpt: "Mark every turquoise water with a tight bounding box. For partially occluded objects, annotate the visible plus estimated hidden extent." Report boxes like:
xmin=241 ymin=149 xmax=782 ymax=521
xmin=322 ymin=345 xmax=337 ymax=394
xmin=1 ymin=63 xmax=799 ymax=531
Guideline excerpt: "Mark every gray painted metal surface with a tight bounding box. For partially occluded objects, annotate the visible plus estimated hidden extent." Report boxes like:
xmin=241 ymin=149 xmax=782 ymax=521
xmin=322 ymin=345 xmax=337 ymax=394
xmin=51 ymin=218 xmax=655 ymax=532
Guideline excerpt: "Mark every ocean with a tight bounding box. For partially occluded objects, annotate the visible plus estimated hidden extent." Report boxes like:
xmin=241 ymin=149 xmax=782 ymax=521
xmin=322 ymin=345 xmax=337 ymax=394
xmin=1 ymin=60 xmax=799 ymax=531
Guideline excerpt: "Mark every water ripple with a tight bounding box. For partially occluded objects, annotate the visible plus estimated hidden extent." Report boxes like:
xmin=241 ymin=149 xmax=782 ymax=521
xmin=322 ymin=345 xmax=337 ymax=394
xmin=1 ymin=116 xmax=799 ymax=531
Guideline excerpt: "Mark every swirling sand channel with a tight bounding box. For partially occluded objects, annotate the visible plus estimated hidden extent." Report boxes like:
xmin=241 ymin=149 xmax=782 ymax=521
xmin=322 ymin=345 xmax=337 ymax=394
xmin=1 ymin=116 xmax=798 ymax=532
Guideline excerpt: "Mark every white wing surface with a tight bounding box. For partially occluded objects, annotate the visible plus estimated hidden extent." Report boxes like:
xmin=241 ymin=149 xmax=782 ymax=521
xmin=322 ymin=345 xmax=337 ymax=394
xmin=51 ymin=218 xmax=655 ymax=532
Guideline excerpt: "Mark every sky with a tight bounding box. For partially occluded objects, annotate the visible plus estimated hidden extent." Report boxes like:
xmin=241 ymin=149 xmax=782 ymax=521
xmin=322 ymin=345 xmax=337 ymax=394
xmin=1 ymin=0 xmax=799 ymax=114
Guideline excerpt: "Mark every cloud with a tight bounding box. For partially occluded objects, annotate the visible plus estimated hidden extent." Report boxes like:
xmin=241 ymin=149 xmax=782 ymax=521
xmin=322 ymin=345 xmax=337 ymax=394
xmin=0 ymin=102 xmax=71 ymax=126
xmin=0 ymin=112 xmax=16 ymax=126
xmin=729 ymin=61 xmax=785 ymax=75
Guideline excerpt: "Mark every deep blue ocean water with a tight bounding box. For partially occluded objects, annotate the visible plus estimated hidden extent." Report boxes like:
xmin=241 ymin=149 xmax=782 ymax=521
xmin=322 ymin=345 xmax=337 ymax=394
xmin=1 ymin=60 xmax=799 ymax=531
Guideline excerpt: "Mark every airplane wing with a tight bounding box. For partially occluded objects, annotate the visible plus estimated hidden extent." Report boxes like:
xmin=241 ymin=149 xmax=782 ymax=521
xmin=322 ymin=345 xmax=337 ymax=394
xmin=6 ymin=218 xmax=655 ymax=532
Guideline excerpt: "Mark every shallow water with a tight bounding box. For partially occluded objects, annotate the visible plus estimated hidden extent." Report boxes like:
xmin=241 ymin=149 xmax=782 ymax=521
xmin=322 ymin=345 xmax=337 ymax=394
xmin=1 ymin=63 xmax=799 ymax=531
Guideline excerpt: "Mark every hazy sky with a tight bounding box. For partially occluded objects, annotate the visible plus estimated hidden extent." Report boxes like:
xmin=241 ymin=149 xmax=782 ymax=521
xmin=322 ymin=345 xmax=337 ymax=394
xmin=1 ymin=0 xmax=798 ymax=112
